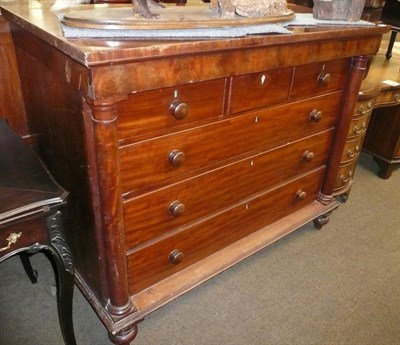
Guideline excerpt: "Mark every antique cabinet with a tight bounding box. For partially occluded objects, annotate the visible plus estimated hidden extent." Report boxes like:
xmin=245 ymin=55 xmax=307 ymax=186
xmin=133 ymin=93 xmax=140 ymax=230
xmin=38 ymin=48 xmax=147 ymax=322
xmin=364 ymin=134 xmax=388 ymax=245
xmin=0 ymin=1 xmax=387 ymax=344
xmin=0 ymin=15 xmax=27 ymax=136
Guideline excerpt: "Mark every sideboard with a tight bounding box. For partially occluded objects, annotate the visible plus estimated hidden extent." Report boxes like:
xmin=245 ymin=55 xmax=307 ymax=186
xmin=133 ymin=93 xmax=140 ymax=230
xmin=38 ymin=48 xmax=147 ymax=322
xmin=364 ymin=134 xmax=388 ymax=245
xmin=362 ymin=54 xmax=400 ymax=179
xmin=0 ymin=1 xmax=388 ymax=343
xmin=332 ymin=53 xmax=400 ymax=197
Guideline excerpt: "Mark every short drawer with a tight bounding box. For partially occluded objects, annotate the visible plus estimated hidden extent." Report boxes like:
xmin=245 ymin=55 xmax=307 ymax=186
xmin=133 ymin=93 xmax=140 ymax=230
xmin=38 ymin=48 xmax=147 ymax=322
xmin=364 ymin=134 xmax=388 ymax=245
xmin=119 ymin=92 xmax=341 ymax=195
xmin=347 ymin=113 xmax=370 ymax=139
xmin=123 ymin=129 xmax=333 ymax=248
xmin=340 ymin=137 xmax=363 ymax=163
xmin=291 ymin=59 xmax=349 ymax=100
xmin=117 ymin=79 xmax=226 ymax=139
xmin=228 ymin=67 xmax=293 ymax=114
xmin=0 ymin=217 xmax=48 ymax=259
xmin=354 ymin=99 xmax=374 ymax=117
xmin=375 ymin=89 xmax=400 ymax=107
xmin=126 ymin=167 xmax=325 ymax=294
xmin=333 ymin=161 xmax=356 ymax=192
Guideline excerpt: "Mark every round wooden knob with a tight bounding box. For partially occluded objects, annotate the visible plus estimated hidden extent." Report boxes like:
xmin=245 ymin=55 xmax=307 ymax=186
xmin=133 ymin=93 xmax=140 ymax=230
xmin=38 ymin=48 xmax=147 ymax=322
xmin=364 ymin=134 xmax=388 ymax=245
xmin=295 ymin=190 xmax=307 ymax=200
xmin=302 ymin=151 xmax=315 ymax=162
xmin=317 ymin=72 xmax=331 ymax=86
xmin=169 ymin=100 xmax=189 ymax=120
xmin=169 ymin=249 xmax=184 ymax=264
xmin=309 ymin=109 xmax=322 ymax=123
xmin=168 ymin=150 xmax=185 ymax=167
xmin=168 ymin=201 xmax=185 ymax=217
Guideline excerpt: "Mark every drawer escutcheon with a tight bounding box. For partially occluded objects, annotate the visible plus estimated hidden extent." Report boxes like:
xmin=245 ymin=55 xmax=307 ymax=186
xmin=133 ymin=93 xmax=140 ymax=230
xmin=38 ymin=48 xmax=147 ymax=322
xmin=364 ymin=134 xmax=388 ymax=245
xmin=0 ymin=232 xmax=22 ymax=252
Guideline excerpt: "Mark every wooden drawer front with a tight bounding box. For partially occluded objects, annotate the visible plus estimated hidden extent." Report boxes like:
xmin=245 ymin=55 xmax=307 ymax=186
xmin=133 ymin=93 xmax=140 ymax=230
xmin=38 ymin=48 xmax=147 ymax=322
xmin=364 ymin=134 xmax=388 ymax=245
xmin=228 ymin=67 xmax=293 ymax=114
xmin=126 ymin=167 xmax=325 ymax=294
xmin=354 ymin=99 xmax=374 ymax=117
xmin=120 ymin=92 xmax=341 ymax=195
xmin=376 ymin=90 xmax=400 ymax=107
xmin=117 ymin=79 xmax=226 ymax=139
xmin=0 ymin=217 xmax=48 ymax=260
xmin=340 ymin=137 xmax=363 ymax=163
xmin=123 ymin=130 xmax=333 ymax=248
xmin=347 ymin=113 xmax=369 ymax=139
xmin=333 ymin=162 xmax=355 ymax=191
xmin=291 ymin=59 xmax=349 ymax=100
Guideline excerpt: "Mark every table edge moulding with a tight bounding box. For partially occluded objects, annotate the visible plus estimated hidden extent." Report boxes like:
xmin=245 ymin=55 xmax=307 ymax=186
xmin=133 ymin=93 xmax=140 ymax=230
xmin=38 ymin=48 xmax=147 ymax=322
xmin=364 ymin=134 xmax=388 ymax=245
xmin=0 ymin=1 xmax=389 ymax=344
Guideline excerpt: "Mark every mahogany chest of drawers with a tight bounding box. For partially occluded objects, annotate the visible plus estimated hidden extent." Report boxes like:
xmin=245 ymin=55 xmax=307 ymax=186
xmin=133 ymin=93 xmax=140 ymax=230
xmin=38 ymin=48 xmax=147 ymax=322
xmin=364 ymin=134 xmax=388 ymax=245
xmin=0 ymin=3 xmax=387 ymax=344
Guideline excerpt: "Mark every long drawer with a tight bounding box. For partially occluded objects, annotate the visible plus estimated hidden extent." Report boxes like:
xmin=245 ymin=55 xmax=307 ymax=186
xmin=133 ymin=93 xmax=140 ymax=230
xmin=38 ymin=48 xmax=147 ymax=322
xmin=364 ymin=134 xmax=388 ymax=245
xmin=123 ymin=129 xmax=333 ymax=248
xmin=126 ymin=167 xmax=326 ymax=294
xmin=119 ymin=92 xmax=342 ymax=195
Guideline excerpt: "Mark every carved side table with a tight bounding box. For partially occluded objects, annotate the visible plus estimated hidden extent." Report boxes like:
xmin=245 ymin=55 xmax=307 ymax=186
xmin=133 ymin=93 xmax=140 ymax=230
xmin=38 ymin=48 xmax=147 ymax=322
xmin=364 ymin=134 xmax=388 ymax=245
xmin=0 ymin=119 xmax=76 ymax=345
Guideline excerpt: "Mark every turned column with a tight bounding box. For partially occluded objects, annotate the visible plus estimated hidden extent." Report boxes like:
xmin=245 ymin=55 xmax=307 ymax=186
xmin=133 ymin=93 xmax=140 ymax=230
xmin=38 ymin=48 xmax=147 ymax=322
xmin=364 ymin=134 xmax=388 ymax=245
xmin=318 ymin=55 xmax=372 ymax=204
xmin=85 ymin=99 xmax=138 ymax=345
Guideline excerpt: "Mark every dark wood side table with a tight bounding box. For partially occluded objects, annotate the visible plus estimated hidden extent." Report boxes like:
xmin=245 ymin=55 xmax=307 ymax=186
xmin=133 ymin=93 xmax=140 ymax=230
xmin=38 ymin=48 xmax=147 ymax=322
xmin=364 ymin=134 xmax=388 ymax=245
xmin=0 ymin=119 xmax=77 ymax=345
xmin=381 ymin=0 xmax=400 ymax=60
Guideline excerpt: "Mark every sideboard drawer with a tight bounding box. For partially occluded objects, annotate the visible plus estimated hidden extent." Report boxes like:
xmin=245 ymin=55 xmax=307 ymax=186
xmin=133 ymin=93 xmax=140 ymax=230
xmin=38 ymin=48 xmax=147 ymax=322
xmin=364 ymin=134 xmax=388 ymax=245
xmin=354 ymin=99 xmax=374 ymax=117
xmin=119 ymin=92 xmax=341 ymax=195
xmin=126 ymin=167 xmax=325 ymax=294
xmin=123 ymin=129 xmax=333 ymax=248
xmin=334 ymin=162 xmax=355 ymax=191
xmin=291 ymin=59 xmax=349 ymax=100
xmin=117 ymin=79 xmax=226 ymax=139
xmin=340 ymin=137 xmax=362 ymax=163
xmin=228 ymin=67 xmax=293 ymax=114
xmin=347 ymin=113 xmax=369 ymax=138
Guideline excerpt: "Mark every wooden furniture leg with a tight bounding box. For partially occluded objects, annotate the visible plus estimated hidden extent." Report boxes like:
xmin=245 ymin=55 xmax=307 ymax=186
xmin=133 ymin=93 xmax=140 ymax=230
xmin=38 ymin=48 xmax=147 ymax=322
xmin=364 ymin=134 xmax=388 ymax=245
xmin=19 ymin=252 xmax=39 ymax=283
xmin=0 ymin=119 xmax=76 ymax=345
xmin=386 ymin=30 xmax=397 ymax=60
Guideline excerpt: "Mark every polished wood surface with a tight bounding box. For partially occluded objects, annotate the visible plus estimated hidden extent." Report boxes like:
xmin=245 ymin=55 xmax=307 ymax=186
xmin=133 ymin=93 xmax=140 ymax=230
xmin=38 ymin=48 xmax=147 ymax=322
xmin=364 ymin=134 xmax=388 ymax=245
xmin=0 ymin=17 xmax=27 ymax=137
xmin=0 ymin=1 xmax=388 ymax=343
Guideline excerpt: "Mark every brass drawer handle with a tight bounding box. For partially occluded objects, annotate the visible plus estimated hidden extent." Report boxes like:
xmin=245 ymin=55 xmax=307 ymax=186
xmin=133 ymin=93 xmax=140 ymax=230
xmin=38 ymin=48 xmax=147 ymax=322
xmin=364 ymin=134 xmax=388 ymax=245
xmin=169 ymin=249 xmax=184 ymax=264
xmin=340 ymin=170 xmax=353 ymax=183
xmin=346 ymin=145 xmax=360 ymax=158
xmin=168 ymin=201 xmax=185 ymax=217
xmin=169 ymin=100 xmax=189 ymax=120
xmin=394 ymin=94 xmax=400 ymax=103
xmin=317 ymin=71 xmax=331 ymax=86
xmin=302 ymin=150 xmax=315 ymax=162
xmin=168 ymin=150 xmax=185 ymax=167
xmin=309 ymin=109 xmax=322 ymax=123
xmin=358 ymin=102 xmax=373 ymax=115
xmin=295 ymin=190 xmax=307 ymax=200
xmin=353 ymin=122 xmax=367 ymax=135
xmin=0 ymin=232 xmax=22 ymax=252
